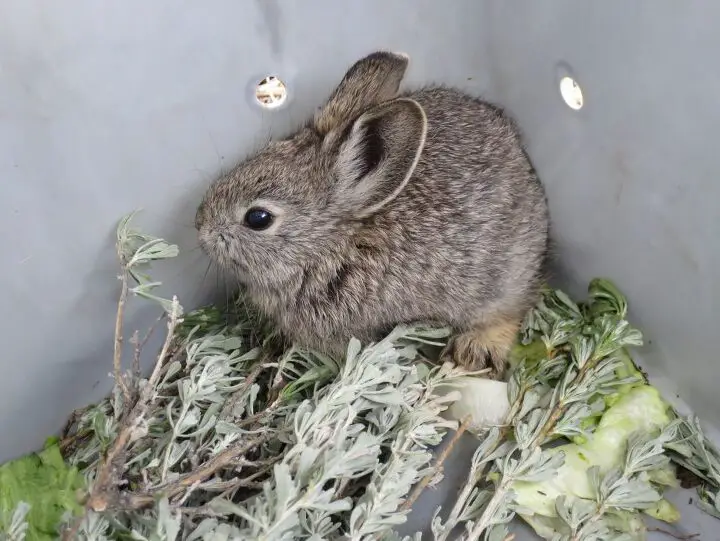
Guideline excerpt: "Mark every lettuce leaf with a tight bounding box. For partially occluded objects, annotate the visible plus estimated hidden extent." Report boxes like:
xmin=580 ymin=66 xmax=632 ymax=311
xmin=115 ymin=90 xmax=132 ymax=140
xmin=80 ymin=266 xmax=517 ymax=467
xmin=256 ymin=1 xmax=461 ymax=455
xmin=0 ymin=438 xmax=84 ymax=540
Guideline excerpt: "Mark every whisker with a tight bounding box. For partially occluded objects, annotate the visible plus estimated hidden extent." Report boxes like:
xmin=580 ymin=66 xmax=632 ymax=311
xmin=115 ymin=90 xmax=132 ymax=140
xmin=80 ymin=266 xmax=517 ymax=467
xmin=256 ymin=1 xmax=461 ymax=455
xmin=215 ymin=265 xmax=221 ymax=303
xmin=199 ymin=260 xmax=213 ymax=291
xmin=225 ymin=274 xmax=232 ymax=322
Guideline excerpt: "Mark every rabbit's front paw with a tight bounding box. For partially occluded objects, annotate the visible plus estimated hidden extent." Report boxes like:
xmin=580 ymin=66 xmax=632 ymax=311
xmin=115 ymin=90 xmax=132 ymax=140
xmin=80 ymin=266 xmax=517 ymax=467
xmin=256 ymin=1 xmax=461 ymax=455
xmin=443 ymin=319 xmax=520 ymax=380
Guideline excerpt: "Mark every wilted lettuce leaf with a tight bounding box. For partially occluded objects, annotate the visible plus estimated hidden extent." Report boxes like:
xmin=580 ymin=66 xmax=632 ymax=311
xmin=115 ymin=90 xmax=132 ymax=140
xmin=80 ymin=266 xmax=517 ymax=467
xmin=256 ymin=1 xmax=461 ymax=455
xmin=0 ymin=437 xmax=84 ymax=540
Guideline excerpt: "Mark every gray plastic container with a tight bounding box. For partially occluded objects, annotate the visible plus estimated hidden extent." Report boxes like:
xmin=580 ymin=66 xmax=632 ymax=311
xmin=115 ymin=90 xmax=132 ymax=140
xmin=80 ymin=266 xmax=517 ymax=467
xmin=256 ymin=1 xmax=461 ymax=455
xmin=0 ymin=1 xmax=717 ymax=538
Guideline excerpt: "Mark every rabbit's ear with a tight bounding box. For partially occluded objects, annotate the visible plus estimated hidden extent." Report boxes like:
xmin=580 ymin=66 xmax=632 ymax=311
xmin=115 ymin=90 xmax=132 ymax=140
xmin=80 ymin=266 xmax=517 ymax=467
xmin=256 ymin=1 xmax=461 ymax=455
xmin=334 ymin=97 xmax=427 ymax=218
xmin=315 ymin=51 xmax=409 ymax=135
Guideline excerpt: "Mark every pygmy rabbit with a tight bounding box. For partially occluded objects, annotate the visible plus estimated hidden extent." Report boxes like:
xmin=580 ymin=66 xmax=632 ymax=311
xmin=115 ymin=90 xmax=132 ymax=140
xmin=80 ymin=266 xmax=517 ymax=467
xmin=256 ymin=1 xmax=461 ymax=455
xmin=196 ymin=51 xmax=550 ymax=379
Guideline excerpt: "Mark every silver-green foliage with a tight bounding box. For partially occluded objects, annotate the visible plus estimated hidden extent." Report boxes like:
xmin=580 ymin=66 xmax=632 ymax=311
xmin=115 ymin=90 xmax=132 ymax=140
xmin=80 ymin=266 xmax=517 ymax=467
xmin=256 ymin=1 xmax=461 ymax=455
xmin=63 ymin=212 xmax=468 ymax=541
xmin=60 ymin=212 xmax=720 ymax=541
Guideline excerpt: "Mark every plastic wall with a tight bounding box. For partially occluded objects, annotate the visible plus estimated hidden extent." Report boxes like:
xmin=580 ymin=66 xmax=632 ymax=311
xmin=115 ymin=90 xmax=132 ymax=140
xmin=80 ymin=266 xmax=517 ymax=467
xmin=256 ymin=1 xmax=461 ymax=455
xmin=0 ymin=1 xmax=716 ymax=528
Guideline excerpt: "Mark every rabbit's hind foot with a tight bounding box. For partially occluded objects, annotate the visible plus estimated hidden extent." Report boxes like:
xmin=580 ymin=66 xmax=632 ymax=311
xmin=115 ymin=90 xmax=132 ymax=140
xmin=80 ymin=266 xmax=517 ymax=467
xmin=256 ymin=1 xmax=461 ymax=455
xmin=442 ymin=317 xmax=520 ymax=381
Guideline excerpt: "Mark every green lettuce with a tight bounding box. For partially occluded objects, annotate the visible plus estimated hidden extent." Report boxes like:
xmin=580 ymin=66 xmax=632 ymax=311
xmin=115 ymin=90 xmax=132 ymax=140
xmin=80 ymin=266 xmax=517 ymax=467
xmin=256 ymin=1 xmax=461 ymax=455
xmin=0 ymin=438 xmax=85 ymax=540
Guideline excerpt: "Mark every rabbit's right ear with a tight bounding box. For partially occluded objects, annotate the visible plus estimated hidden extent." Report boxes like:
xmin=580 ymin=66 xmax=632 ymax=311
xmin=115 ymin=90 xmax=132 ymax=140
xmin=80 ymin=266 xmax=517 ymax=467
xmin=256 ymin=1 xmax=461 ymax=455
xmin=314 ymin=51 xmax=409 ymax=135
xmin=334 ymin=97 xmax=427 ymax=218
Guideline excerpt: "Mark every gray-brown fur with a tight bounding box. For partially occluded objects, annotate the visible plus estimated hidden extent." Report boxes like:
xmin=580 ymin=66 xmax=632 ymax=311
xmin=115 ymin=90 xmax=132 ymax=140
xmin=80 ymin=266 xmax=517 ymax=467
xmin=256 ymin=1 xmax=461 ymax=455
xmin=195 ymin=51 xmax=550 ymax=378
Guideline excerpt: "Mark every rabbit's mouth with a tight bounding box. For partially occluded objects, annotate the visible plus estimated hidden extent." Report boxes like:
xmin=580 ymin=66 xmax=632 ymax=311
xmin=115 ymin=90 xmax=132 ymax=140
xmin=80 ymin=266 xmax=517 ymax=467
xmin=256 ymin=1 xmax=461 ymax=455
xmin=199 ymin=229 xmax=231 ymax=264
xmin=199 ymin=229 xmax=252 ymax=280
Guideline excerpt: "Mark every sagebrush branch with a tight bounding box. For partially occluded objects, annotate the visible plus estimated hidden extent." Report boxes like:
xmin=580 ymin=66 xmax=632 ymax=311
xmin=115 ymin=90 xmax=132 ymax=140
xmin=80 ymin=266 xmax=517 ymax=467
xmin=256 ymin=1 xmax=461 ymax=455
xmin=124 ymin=432 xmax=277 ymax=509
xmin=61 ymin=300 xmax=182 ymax=540
xmin=113 ymin=271 xmax=132 ymax=407
xmin=402 ymin=415 xmax=470 ymax=512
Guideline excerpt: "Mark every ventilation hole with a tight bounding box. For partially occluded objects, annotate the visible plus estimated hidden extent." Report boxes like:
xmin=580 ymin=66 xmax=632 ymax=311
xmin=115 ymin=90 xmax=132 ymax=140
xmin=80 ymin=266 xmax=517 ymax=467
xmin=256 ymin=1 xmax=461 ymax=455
xmin=255 ymin=76 xmax=287 ymax=109
xmin=559 ymin=76 xmax=584 ymax=110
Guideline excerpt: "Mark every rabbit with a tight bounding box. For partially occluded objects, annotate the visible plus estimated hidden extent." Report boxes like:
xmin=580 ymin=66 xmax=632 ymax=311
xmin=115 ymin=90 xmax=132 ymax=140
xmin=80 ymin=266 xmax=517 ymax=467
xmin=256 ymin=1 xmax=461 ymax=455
xmin=195 ymin=51 xmax=550 ymax=379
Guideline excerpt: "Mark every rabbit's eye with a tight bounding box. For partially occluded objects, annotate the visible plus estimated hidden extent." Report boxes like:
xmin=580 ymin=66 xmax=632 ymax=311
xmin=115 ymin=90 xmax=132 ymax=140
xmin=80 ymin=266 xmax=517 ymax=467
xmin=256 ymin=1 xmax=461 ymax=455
xmin=244 ymin=207 xmax=274 ymax=231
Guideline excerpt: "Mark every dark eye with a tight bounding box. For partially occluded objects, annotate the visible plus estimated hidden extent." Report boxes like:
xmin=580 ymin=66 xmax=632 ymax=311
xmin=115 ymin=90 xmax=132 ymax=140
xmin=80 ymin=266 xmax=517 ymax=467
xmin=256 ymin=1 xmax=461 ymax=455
xmin=244 ymin=207 xmax=274 ymax=230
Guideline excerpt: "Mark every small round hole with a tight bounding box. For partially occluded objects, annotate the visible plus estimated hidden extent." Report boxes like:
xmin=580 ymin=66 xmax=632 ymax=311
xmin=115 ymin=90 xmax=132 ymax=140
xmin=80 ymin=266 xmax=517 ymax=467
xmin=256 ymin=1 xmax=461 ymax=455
xmin=559 ymin=76 xmax=584 ymax=110
xmin=255 ymin=76 xmax=287 ymax=109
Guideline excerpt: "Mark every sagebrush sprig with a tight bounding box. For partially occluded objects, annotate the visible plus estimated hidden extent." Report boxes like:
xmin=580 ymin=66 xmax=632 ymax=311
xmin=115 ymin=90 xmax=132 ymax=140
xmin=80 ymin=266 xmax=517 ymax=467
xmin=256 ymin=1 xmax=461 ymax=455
xmin=664 ymin=416 xmax=720 ymax=519
xmin=349 ymin=363 xmax=462 ymax=540
xmin=62 ymin=212 xmax=185 ymax=540
xmin=186 ymin=329 xmax=460 ymax=541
